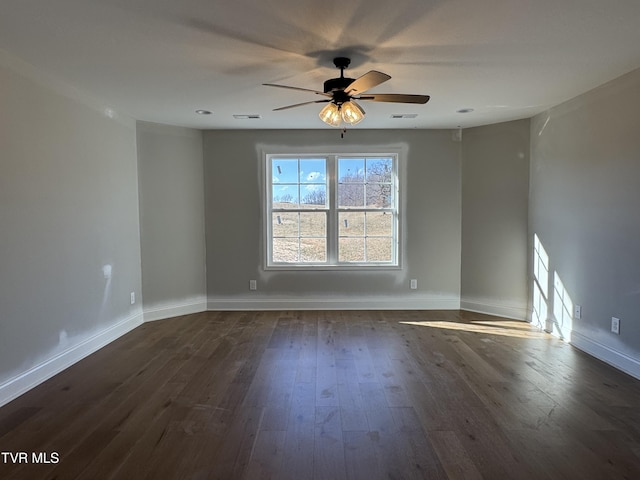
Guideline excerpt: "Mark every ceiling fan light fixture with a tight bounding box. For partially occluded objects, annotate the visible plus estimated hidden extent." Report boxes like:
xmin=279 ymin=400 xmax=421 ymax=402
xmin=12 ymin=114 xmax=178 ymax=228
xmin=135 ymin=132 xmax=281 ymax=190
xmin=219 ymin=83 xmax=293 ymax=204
xmin=319 ymin=102 xmax=342 ymax=127
xmin=341 ymin=100 xmax=365 ymax=125
xmin=266 ymin=57 xmax=429 ymax=127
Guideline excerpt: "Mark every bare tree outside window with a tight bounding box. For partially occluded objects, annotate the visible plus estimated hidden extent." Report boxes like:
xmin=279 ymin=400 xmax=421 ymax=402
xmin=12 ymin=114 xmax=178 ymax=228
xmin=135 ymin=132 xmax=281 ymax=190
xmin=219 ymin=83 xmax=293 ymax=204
xmin=302 ymin=188 xmax=326 ymax=206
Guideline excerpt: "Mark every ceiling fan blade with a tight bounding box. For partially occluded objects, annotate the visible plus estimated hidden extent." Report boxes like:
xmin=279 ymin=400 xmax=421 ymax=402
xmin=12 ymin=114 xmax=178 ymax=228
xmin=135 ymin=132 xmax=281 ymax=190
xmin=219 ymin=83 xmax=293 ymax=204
xmin=263 ymin=83 xmax=331 ymax=97
xmin=357 ymin=93 xmax=430 ymax=104
xmin=273 ymin=99 xmax=331 ymax=111
xmin=345 ymin=71 xmax=391 ymax=95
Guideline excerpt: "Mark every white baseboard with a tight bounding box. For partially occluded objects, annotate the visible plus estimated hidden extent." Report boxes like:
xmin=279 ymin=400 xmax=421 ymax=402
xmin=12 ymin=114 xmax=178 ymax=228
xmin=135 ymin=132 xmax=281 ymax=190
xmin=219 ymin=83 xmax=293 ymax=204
xmin=460 ymin=298 xmax=530 ymax=321
xmin=0 ymin=312 xmax=143 ymax=408
xmin=207 ymin=295 xmax=461 ymax=311
xmin=571 ymin=331 xmax=640 ymax=381
xmin=143 ymin=297 xmax=207 ymax=322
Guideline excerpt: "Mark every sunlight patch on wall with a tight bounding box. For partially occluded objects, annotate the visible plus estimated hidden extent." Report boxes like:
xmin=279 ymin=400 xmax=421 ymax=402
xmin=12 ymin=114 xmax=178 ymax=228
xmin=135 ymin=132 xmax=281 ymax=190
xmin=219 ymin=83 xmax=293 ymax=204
xmin=532 ymin=234 xmax=549 ymax=330
xmin=531 ymin=234 xmax=575 ymax=342
xmin=553 ymin=272 xmax=574 ymax=342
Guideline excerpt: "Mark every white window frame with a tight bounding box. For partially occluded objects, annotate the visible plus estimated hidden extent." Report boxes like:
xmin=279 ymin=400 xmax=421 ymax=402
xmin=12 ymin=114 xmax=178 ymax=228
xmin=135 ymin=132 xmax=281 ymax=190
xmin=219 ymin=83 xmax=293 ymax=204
xmin=264 ymin=152 xmax=400 ymax=270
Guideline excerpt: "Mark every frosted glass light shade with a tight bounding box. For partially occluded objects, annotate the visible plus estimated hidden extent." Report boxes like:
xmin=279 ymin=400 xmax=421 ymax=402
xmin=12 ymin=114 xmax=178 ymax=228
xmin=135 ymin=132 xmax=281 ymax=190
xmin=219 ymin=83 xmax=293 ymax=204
xmin=319 ymin=102 xmax=342 ymax=127
xmin=341 ymin=100 xmax=365 ymax=125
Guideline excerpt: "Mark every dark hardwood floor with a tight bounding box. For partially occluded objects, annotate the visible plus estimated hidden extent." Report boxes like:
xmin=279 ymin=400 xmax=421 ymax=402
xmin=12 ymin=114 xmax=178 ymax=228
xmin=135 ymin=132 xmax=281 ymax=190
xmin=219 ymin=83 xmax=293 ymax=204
xmin=1 ymin=310 xmax=640 ymax=479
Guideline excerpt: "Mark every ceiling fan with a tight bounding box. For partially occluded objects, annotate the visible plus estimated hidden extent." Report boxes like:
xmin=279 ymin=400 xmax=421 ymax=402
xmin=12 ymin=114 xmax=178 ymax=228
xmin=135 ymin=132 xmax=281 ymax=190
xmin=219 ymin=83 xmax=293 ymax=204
xmin=263 ymin=57 xmax=430 ymax=127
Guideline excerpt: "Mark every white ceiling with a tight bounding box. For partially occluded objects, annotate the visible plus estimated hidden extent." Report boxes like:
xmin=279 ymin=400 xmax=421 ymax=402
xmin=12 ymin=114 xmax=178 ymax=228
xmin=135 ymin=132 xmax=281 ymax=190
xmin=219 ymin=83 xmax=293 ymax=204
xmin=2 ymin=0 xmax=640 ymax=130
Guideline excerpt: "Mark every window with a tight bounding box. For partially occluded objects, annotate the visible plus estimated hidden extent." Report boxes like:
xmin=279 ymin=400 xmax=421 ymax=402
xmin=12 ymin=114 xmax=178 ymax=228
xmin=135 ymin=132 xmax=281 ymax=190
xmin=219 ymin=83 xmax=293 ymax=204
xmin=265 ymin=153 xmax=399 ymax=268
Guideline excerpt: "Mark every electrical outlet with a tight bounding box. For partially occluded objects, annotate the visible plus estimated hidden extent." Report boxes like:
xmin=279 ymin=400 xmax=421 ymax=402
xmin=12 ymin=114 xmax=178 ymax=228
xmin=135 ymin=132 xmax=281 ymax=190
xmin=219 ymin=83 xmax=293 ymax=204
xmin=130 ymin=292 xmax=135 ymax=305
xmin=574 ymin=305 xmax=582 ymax=319
xmin=410 ymin=279 xmax=418 ymax=290
xmin=249 ymin=280 xmax=257 ymax=291
xmin=611 ymin=317 xmax=620 ymax=334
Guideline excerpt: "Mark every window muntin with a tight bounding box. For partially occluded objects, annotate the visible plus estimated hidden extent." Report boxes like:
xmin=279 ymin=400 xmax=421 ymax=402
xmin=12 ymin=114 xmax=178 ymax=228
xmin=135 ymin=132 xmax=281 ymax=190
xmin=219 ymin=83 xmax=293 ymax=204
xmin=266 ymin=154 xmax=398 ymax=268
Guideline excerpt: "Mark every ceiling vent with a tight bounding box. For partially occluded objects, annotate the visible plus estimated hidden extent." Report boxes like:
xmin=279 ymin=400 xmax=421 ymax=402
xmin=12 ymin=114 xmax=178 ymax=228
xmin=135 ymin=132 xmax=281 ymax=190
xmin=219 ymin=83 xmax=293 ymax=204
xmin=233 ymin=114 xmax=261 ymax=119
xmin=390 ymin=114 xmax=418 ymax=119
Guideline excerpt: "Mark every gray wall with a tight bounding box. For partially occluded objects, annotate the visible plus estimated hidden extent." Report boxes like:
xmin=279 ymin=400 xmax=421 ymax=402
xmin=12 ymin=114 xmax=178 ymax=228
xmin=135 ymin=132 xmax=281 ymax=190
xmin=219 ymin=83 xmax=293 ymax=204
xmin=0 ymin=58 xmax=142 ymax=398
xmin=203 ymin=129 xmax=462 ymax=309
xmin=530 ymin=67 xmax=640 ymax=376
xmin=461 ymin=120 xmax=531 ymax=319
xmin=136 ymin=122 xmax=207 ymax=319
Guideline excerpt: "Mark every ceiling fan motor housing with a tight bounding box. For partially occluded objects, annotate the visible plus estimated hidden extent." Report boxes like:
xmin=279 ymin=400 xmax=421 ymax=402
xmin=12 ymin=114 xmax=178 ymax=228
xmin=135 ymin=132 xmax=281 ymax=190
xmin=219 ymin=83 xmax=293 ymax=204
xmin=323 ymin=77 xmax=355 ymax=96
xmin=324 ymin=56 xmax=355 ymax=99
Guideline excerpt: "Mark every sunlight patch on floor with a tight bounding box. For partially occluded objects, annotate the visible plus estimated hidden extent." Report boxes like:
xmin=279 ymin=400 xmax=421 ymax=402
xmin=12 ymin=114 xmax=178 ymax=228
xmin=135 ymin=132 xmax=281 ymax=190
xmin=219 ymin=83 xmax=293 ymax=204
xmin=399 ymin=320 xmax=552 ymax=339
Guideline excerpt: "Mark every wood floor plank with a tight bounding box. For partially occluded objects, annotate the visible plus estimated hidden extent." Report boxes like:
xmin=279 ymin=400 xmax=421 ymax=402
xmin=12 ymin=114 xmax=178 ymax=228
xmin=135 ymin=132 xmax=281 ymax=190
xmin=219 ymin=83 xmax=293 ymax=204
xmin=342 ymin=430 xmax=378 ymax=480
xmin=389 ymin=406 xmax=448 ymax=479
xmin=242 ymin=429 xmax=286 ymax=480
xmin=314 ymin=406 xmax=346 ymax=480
xmin=280 ymin=383 xmax=315 ymax=480
xmin=429 ymin=430 xmax=484 ymax=480
xmin=315 ymin=313 xmax=340 ymax=407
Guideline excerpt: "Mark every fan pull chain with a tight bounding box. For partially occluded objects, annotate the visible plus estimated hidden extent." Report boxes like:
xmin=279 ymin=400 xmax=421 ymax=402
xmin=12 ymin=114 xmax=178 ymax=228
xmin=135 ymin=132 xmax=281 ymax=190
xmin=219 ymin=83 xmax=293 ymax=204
xmin=341 ymin=128 xmax=347 ymax=139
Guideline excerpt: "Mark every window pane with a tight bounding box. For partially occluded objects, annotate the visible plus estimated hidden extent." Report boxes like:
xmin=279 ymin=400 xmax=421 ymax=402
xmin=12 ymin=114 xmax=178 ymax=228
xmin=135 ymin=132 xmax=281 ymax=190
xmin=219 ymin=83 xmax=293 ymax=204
xmin=272 ymin=185 xmax=299 ymax=208
xmin=366 ymin=237 xmax=392 ymax=262
xmin=299 ymin=212 xmax=326 ymax=237
xmin=272 ymin=212 xmax=299 ymax=237
xmin=366 ymin=158 xmax=392 ymax=183
xmin=301 ymin=238 xmax=326 ymax=262
xmin=300 ymin=185 xmax=327 ymax=208
xmin=272 ymin=237 xmax=299 ymax=263
xmin=272 ymin=159 xmax=299 ymax=183
xmin=338 ymin=158 xmax=365 ymax=207
xmin=300 ymin=159 xmax=326 ymax=183
xmin=338 ymin=183 xmax=364 ymax=207
xmin=365 ymin=212 xmax=392 ymax=236
xmin=339 ymin=212 xmax=364 ymax=236
xmin=338 ymin=158 xmax=364 ymax=183
xmin=366 ymin=183 xmax=393 ymax=208
xmin=339 ymin=237 xmax=365 ymax=262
